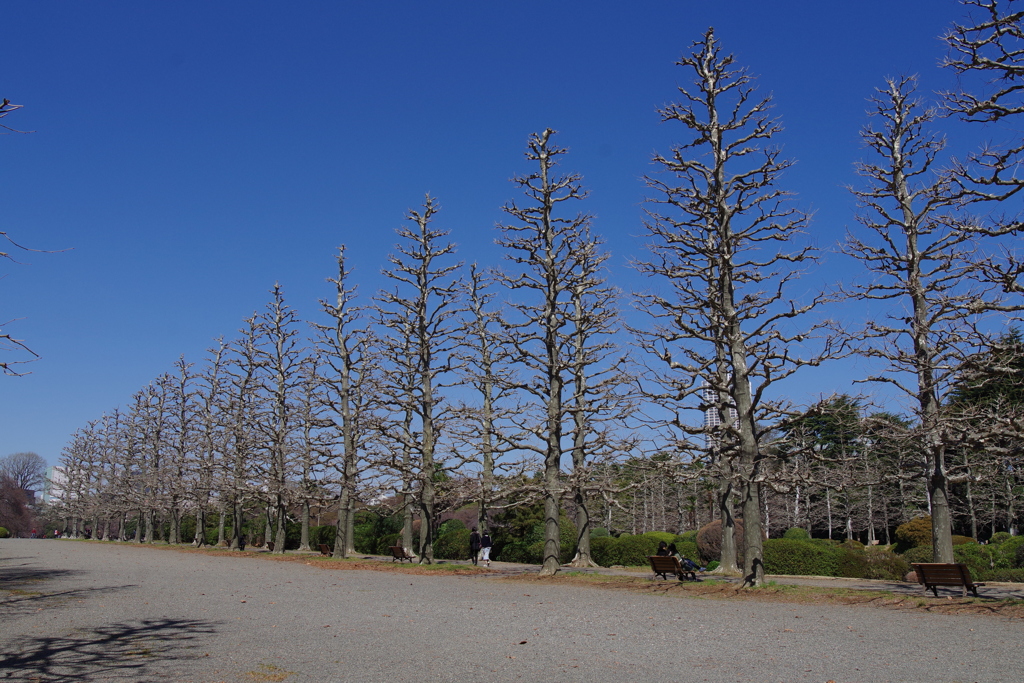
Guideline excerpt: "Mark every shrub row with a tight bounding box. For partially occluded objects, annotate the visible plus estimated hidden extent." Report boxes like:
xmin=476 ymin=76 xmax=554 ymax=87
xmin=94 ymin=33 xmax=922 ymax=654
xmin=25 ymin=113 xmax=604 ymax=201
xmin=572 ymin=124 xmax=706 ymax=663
xmin=590 ymin=532 xmax=700 ymax=568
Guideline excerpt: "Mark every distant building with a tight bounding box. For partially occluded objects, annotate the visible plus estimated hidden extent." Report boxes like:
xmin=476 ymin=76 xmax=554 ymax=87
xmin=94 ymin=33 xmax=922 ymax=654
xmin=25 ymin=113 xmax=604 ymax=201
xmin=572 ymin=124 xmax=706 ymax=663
xmin=42 ymin=466 xmax=67 ymax=504
xmin=700 ymin=380 xmax=739 ymax=449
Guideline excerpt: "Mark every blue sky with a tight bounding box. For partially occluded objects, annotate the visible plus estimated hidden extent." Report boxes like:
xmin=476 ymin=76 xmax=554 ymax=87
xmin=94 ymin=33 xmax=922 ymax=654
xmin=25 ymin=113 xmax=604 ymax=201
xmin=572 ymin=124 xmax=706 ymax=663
xmin=2 ymin=1 xmax=995 ymax=465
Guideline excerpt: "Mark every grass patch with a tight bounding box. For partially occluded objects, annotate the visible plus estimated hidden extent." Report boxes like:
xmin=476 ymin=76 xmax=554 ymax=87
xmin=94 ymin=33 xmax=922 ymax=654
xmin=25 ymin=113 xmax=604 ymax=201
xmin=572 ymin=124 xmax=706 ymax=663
xmin=245 ymin=663 xmax=295 ymax=682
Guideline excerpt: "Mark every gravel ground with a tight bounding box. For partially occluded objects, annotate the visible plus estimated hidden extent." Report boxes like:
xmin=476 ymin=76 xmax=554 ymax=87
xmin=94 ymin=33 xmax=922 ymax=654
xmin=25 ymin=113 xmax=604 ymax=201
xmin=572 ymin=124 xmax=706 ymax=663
xmin=2 ymin=539 xmax=1022 ymax=683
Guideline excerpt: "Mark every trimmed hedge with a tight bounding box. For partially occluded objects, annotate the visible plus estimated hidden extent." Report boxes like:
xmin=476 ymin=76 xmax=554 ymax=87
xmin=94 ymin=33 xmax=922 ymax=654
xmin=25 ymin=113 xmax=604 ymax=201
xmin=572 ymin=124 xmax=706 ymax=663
xmin=434 ymin=528 xmax=471 ymax=560
xmin=783 ymin=527 xmax=811 ymax=541
xmin=763 ymin=539 xmax=839 ymax=577
xmin=310 ymin=525 xmax=336 ymax=550
xmin=894 ymin=516 xmax=932 ymax=552
xmin=0 ymin=527 xmax=9 ymax=538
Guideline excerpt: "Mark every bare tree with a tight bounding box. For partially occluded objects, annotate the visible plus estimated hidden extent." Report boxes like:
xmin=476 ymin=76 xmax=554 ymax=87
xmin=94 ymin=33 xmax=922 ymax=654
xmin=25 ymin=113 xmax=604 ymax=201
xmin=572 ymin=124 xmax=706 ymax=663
xmin=842 ymin=75 xmax=1024 ymax=561
xmin=315 ymin=246 xmax=378 ymax=558
xmin=497 ymin=129 xmax=621 ymax=575
xmin=452 ymin=265 xmax=520 ymax=538
xmin=375 ymin=196 xmax=461 ymax=563
xmin=0 ymin=452 xmax=47 ymax=492
xmin=253 ymin=284 xmax=306 ymax=554
xmin=634 ymin=29 xmax=831 ymax=586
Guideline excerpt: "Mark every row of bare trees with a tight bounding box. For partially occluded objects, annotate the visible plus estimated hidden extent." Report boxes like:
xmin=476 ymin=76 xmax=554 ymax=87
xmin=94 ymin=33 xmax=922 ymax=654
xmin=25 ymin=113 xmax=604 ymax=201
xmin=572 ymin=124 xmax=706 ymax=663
xmin=48 ymin=2 xmax=1024 ymax=586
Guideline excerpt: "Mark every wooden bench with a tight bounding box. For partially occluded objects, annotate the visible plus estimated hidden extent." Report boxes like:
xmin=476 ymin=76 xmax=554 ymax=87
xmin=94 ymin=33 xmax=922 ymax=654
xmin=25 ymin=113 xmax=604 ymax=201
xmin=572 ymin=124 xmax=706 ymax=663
xmin=318 ymin=543 xmax=332 ymax=556
xmin=912 ymin=562 xmax=985 ymax=598
xmin=390 ymin=545 xmax=415 ymax=563
xmin=648 ymin=555 xmax=697 ymax=582
xmin=266 ymin=541 xmax=275 ymax=552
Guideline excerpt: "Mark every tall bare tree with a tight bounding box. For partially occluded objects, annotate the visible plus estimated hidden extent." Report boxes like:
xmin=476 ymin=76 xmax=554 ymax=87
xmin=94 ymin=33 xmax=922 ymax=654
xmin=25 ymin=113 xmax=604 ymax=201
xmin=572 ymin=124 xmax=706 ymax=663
xmin=253 ymin=284 xmax=306 ymax=554
xmin=376 ymin=196 xmax=461 ymax=563
xmin=316 ymin=246 xmax=377 ymax=558
xmin=497 ymin=129 xmax=620 ymax=575
xmin=843 ymin=75 xmax=1022 ymax=561
xmin=634 ymin=29 xmax=830 ymax=586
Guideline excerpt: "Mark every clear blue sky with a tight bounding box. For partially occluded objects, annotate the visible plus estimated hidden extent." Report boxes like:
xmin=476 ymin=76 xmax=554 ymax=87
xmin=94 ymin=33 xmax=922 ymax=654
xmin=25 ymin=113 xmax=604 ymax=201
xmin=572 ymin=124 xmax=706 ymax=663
xmin=3 ymin=1 xmax=990 ymax=466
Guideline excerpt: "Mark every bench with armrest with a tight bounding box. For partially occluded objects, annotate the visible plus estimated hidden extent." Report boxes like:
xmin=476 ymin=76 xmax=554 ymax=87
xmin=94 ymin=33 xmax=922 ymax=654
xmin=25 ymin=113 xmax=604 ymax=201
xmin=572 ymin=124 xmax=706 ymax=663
xmin=911 ymin=562 xmax=985 ymax=598
xmin=319 ymin=544 xmax=332 ymax=556
xmin=390 ymin=545 xmax=415 ymax=563
xmin=648 ymin=555 xmax=698 ymax=582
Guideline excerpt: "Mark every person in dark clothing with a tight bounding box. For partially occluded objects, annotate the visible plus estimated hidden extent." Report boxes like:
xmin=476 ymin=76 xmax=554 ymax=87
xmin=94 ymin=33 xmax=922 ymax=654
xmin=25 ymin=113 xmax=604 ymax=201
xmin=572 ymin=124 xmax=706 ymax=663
xmin=656 ymin=541 xmax=670 ymax=556
xmin=480 ymin=531 xmax=493 ymax=567
xmin=469 ymin=527 xmax=481 ymax=565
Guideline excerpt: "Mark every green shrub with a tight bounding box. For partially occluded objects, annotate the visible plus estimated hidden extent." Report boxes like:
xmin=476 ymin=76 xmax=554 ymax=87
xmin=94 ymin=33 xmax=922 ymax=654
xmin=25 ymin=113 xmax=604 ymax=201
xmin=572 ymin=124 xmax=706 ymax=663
xmin=0 ymin=527 xmax=9 ymax=538
xmin=989 ymin=531 xmax=1012 ymax=545
xmin=590 ymin=536 xmax=619 ymax=567
xmin=951 ymin=535 xmax=976 ymax=546
xmin=863 ymin=547 xmax=910 ymax=581
xmin=678 ymin=530 xmax=698 ymax=543
xmin=901 ymin=545 xmax=934 ymax=564
xmin=498 ymin=517 xmax=576 ymax=565
xmin=375 ymin=532 xmax=402 ymax=555
xmin=705 ymin=560 xmax=719 ymax=571
xmin=763 ymin=538 xmax=839 ymax=577
xmin=783 ymin=527 xmax=811 ymax=541
xmin=953 ymin=543 xmax=1000 ymax=580
xmin=590 ymin=527 xmax=610 ymax=538
xmin=894 ymin=516 xmax=932 ymax=552
xmin=987 ymin=568 xmax=1024 ymax=583
xmin=836 ymin=542 xmax=868 ymax=578
xmin=998 ymin=535 xmax=1024 ymax=568
xmin=616 ymin=534 xmax=661 ymax=566
xmin=643 ymin=531 xmax=677 ymax=545
xmin=672 ymin=539 xmax=700 ymax=563
xmin=310 ymin=525 xmax=337 ymax=550
xmin=434 ymin=528 xmax=471 ymax=560
xmin=437 ymin=519 xmax=466 ymax=537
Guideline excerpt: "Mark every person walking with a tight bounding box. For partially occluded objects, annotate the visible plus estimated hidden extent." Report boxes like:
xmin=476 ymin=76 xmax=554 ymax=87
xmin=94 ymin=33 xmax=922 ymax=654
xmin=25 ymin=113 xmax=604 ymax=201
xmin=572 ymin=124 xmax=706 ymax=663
xmin=480 ymin=530 xmax=492 ymax=567
xmin=469 ymin=527 xmax=481 ymax=565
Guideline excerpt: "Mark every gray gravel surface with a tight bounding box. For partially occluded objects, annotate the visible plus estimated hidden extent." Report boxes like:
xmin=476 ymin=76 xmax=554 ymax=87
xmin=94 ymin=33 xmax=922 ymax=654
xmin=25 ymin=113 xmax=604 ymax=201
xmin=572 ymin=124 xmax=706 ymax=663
xmin=2 ymin=539 xmax=1022 ymax=683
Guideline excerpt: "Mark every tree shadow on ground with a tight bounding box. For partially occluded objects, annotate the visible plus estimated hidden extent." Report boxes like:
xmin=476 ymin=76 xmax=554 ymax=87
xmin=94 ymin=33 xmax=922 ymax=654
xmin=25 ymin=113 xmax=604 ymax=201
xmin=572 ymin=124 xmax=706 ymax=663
xmin=1 ymin=583 xmax=139 ymax=620
xmin=0 ymin=564 xmax=84 ymax=589
xmin=0 ymin=617 xmax=220 ymax=682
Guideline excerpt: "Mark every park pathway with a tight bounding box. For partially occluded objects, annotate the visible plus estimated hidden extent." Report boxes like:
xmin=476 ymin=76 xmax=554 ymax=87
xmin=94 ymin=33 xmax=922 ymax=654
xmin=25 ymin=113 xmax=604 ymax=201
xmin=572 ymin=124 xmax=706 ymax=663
xmin=2 ymin=539 xmax=1022 ymax=682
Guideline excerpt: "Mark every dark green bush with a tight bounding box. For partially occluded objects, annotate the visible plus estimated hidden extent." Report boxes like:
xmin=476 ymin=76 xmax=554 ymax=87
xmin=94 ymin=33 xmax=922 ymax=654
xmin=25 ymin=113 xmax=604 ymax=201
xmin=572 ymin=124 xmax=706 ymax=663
xmin=954 ymin=543 xmax=996 ymax=580
xmin=901 ymin=545 xmax=934 ymax=564
xmin=987 ymin=568 xmax=1024 ymax=582
xmin=989 ymin=531 xmax=1012 ymax=545
xmin=590 ymin=527 xmax=610 ymax=538
xmin=0 ymin=527 xmax=9 ymax=538
xmin=590 ymin=536 xmax=619 ymax=567
xmin=616 ymin=534 xmax=661 ymax=566
xmin=863 ymin=547 xmax=910 ymax=581
xmin=999 ymin=536 xmax=1024 ymax=568
xmin=836 ymin=542 xmax=868 ymax=578
xmin=951 ymin=535 xmax=976 ymax=546
xmin=678 ymin=530 xmax=698 ymax=543
xmin=375 ymin=532 xmax=402 ymax=555
xmin=783 ymin=527 xmax=811 ymax=541
xmin=894 ymin=516 xmax=932 ymax=552
xmin=437 ymin=519 xmax=466 ymax=536
xmin=310 ymin=525 xmax=337 ymax=550
xmin=672 ymin=540 xmax=699 ymax=562
xmin=498 ymin=517 xmax=576 ymax=565
xmin=763 ymin=538 xmax=839 ymax=577
xmin=434 ymin=528 xmax=471 ymax=560
xmin=643 ymin=531 xmax=676 ymax=545
xmin=705 ymin=560 xmax=719 ymax=571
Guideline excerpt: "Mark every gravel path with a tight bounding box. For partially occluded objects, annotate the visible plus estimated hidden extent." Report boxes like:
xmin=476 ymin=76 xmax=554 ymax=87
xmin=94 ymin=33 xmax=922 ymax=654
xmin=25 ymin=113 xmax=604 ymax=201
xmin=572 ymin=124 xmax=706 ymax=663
xmin=2 ymin=539 xmax=1022 ymax=683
